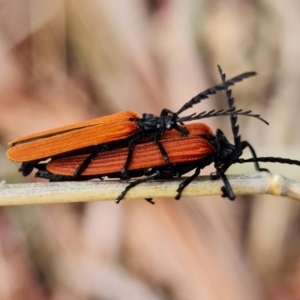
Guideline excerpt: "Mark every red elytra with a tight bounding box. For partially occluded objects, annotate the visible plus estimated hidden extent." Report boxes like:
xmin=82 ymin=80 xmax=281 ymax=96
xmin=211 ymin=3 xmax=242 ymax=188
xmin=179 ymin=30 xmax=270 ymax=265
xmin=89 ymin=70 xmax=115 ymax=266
xmin=7 ymin=111 xmax=140 ymax=162
xmin=45 ymin=123 xmax=214 ymax=176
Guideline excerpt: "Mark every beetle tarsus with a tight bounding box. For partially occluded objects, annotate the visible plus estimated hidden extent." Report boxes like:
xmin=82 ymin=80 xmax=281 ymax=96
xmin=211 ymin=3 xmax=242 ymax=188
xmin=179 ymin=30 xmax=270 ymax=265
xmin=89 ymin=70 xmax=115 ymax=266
xmin=145 ymin=198 xmax=155 ymax=204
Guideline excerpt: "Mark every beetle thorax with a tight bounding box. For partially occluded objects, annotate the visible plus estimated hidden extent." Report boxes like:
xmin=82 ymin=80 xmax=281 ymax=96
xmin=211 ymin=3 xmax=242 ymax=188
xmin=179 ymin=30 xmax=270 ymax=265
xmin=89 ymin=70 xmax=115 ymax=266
xmin=136 ymin=113 xmax=175 ymax=138
xmin=213 ymin=129 xmax=242 ymax=167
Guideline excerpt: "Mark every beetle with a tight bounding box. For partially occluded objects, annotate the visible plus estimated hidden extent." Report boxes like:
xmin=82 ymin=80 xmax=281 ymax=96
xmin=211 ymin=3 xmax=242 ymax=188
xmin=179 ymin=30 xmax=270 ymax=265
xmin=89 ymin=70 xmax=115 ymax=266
xmin=7 ymin=68 xmax=258 ymax=178
xmin=33 ymin=66 xmax=300 ymax=202
xmin=34 ymin=123 xmax=300 ymax=202
xmin=34 ymin=108 xmax=270 ymax=202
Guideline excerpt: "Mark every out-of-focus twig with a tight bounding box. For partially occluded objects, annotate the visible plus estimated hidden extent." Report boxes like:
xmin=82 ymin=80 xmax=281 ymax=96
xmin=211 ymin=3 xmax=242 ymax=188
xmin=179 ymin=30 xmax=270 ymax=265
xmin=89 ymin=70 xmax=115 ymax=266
xmin=0 ymin=172 xmax=299 ymax=206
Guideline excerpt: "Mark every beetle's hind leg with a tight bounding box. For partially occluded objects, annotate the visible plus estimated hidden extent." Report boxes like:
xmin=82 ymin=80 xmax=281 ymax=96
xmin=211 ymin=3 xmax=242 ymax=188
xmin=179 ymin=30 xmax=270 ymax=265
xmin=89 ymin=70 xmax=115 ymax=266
xmin=73 ymin=144 xmax=113 ymax=177
xmin=73 ymin=152 xmax=98 ymax=177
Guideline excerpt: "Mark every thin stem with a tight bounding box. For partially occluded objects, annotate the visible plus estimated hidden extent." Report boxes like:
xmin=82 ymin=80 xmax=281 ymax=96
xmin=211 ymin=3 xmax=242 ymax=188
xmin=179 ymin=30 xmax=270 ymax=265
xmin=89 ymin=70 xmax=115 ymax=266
xmin=0 ymin=172 xmax=299 ymax=205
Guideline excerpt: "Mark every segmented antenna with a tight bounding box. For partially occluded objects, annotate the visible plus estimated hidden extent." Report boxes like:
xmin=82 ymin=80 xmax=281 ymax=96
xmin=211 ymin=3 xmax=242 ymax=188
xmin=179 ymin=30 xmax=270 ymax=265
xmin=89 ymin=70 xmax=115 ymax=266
xmin=176 ymin=70 xmax=256 ymax=115
xmin=238 ymin=157 xmax=300 ymax=166
xmin=217 ymin=65 xmax=241 ymax=149
xmin=179 ymin=108 xmax=269 ymax=124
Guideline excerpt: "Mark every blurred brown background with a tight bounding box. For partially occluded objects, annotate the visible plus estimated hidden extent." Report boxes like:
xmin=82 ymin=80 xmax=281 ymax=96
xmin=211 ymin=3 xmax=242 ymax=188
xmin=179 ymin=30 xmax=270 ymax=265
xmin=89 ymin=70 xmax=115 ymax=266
xmin=0 ymin=0 xmax=300 ymax=299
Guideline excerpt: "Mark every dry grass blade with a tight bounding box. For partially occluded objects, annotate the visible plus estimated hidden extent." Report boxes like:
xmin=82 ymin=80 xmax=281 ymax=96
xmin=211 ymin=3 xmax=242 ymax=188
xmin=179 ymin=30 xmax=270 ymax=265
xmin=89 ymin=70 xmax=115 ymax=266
xmin=0 ymin=172 xmax=299 ymax=206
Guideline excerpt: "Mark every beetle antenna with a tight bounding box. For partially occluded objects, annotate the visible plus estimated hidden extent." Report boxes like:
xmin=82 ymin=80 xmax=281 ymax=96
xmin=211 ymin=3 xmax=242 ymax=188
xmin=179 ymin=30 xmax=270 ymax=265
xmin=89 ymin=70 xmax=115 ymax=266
xmin=217 ymin=65 xmax=242 ymax=149
xmin=237 ymin=157 xmax=300 ymax=166
xmin=176 ymin=69 xmax=256 ymax=115
xmin=178 ymin=108 xmax=269 ymax=125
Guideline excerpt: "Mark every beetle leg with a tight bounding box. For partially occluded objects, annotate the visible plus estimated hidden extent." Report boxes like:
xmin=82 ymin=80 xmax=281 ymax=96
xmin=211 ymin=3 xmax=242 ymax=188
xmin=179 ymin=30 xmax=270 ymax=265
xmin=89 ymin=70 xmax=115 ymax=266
xmin=73 ymin=144 xmax=117 ymax=177
xmin=35 ymin=164 xmax=65 ymax=181
xmin=156 ymin=141 xmax=170 ymax=164
xmin=153 ymin=133 xmax=175 ymax=165
xmin=116 ymin=170 xmax=161 ymax=203
xmin=210 ymin=166 xmax=236 ymax=200
xmin=160 ymin=108 xmax=174 ymax=116
xmin=73 ymin=151 xmax=99 ymax=177
xmin=219 ymin=171 xmax=235 ymax=200
xmin=240 ymin=141 xmax=269 ymax=172
xmin=19 ymin=162 xmax=37 ymax=176
xmin=121 ymin=139 xmax=136 ymax=179
xmin=175 ymin=167 xmax=201 ymax=200
xmin=145 ymin=198 xmax=155 ymax=204
xmin=174 ymin=124 xmax=189 ymax=136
